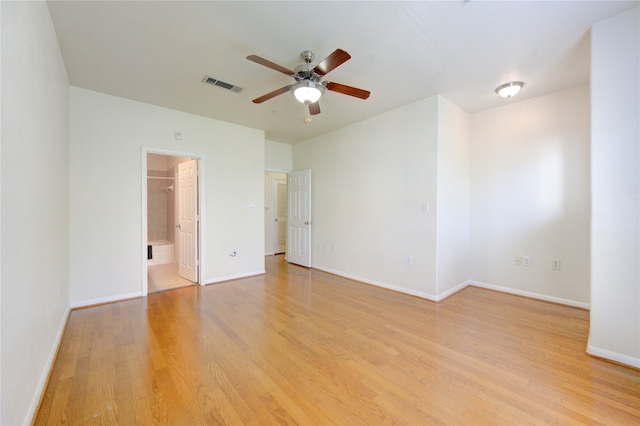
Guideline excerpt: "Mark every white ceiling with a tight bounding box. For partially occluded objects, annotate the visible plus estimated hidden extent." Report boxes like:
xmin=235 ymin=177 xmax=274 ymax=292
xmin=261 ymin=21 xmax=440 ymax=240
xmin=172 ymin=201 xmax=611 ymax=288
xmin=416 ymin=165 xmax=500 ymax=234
xmin=47 ymin=0 xmax=638 ymax=144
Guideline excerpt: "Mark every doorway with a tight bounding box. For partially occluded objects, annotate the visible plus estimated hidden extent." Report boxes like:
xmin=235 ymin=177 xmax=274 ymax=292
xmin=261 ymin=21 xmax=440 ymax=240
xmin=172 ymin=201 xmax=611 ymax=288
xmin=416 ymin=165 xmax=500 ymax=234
xmin=265 ymin=172 xmax=288 ymax=256
xmin=146 ymin=152 xmax=200 ymax=294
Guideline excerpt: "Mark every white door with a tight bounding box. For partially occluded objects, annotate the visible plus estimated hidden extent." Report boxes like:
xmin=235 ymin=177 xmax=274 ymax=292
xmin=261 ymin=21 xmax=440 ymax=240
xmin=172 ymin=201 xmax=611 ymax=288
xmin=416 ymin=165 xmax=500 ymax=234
xmin=178 ymin=159 xmax=198 ymax=282
xmin=287 ymin=169 xmax=311 ymax=267
xmin=272 ymin=177 xmax=287 ymax=254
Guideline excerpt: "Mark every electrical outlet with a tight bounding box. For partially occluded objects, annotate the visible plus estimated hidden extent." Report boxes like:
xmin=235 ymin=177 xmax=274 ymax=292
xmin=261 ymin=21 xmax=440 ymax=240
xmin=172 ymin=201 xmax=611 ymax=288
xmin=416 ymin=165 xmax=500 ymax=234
xmin=552 ymin=259 xmax=561 ymax=270
xmin=523 ymin=256 xmax=531 ymax=267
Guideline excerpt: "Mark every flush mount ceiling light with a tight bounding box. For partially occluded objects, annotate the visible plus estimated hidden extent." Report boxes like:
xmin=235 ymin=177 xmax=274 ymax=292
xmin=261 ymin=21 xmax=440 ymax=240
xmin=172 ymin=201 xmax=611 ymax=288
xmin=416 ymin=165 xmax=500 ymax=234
xmin=495 ymin=81 xmax=524 ymax=98
xmin=292 ymin=80 xmax=325 ymax=105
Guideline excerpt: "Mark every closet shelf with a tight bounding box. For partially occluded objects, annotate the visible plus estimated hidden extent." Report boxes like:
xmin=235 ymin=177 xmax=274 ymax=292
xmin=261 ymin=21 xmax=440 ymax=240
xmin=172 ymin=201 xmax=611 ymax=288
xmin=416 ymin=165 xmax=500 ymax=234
xmin=147 ymin=176 xmax=175 ymax=180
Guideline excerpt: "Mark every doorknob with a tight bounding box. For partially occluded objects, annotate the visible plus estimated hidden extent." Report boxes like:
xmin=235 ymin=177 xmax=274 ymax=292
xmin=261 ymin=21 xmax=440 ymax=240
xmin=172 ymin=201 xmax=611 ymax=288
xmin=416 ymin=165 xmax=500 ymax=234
xmin=176 ymin=224 xmax=181 ymax=229
xmin=274 ymin=218 xmax=278 ymax=222
xmin=304 ymin=221 xmax=310 ymax=225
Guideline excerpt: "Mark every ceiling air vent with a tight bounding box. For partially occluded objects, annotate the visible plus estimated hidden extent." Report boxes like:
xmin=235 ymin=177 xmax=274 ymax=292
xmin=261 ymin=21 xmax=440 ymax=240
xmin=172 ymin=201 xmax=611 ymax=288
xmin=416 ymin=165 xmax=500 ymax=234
xmin=202 ymin=75 xmax=243 ymax=93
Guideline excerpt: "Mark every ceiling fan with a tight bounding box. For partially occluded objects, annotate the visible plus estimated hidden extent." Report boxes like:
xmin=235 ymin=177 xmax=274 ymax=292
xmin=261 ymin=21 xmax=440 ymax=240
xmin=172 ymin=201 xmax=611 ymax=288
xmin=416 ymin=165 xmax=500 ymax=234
xmin=246 ymin=49 xmax=370 ymax=116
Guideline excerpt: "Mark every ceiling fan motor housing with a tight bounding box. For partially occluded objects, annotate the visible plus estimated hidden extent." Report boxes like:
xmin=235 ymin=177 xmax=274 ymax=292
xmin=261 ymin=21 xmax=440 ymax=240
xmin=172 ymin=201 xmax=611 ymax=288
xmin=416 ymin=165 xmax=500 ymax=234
xmin=294 ymin=50 xmax=323 ymax=84
xmin=293 ymin=65 xmax=323 ymax=83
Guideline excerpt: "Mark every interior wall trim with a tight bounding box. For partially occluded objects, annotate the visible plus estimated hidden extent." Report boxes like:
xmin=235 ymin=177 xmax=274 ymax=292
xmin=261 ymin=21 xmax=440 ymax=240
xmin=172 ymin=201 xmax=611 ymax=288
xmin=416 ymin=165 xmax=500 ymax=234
xmin=587 ymin=343 xmax=640 ymax=369
xmin=70 ymin=291 xmax=143 ymax=310
xmin=469 ymin=280 xmax=590 ymax=310
xmin=26 ymin=308 xmax=71 ymax=425
xmin=311 ymin=264 xmax=440 ymax=301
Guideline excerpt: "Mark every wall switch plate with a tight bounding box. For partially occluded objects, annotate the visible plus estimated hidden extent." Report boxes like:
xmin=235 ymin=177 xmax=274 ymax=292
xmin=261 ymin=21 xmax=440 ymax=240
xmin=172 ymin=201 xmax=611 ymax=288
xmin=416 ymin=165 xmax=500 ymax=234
xmin=421 ymin=202 xmax=430 ymax=213
xmin=522 ymin=256 xmax=531 ymax=267
xmin=175 ymin=131 xmax=182 ymax=140
xmin=514 ymin=256 xmax=522 ymax=266
xmin=406 ymin=256 xmax=413 ymax=265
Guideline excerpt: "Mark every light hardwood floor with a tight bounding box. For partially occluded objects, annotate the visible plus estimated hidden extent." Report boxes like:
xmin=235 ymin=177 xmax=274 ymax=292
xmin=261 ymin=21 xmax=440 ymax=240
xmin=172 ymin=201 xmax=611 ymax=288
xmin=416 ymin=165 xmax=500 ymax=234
xmin=35 ymin=255 xmax=640 ymax=425
xmin=148 ymin=263 xmax=195 ymax=293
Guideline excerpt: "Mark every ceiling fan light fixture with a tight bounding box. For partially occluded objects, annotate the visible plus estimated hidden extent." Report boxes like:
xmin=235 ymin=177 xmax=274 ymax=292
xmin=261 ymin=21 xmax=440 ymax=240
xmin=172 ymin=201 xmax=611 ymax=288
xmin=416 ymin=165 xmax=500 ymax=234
xmin=292 ymin=80 xmax=324 ymax=104
xmin=496 ymin=81 xmax=524 ymax=98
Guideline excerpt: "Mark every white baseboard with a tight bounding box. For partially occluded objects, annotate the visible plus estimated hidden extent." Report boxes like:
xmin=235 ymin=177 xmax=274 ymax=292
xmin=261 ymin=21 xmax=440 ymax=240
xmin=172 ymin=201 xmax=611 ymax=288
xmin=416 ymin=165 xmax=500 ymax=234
xmin=204 ymin=269 xmax=266 ymax=285
xmin=70 ymin=291 xmax=143 ymax=309
xmin=308 ymin=267 xmax=591 ymax=310
xmin=587 ymin=343 xmax=640 ymax=369
xmin=70 ymin=269 xmax=268 ymax=308
xmin=468 ymin=280 xmax=590 ymax=309
xmin=437 ymin=281 xmax=470 ymax=301
xmin=311 ymin=265 xmax=468 ymax=302
xmin=312 ymin=264 xmax=441 ymax=301
xmin=25 ymin=307 xmax=70 ymax=425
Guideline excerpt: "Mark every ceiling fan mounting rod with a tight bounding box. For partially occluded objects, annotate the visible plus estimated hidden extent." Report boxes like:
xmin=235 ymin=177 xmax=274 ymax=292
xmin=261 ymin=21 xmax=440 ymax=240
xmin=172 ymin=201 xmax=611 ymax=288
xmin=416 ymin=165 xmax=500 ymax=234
xmin=300 ymin=50 xmax=315 ymax=64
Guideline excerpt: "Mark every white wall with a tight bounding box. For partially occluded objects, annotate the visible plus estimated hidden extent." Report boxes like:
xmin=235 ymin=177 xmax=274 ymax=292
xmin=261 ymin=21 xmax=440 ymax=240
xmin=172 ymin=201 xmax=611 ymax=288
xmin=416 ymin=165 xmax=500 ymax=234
xmin=293 ymin=86 xmax=591 ymax=309
xmin=0 ymin=2 xmax=70 ymax=424
xmin=469 ymin=85 xmax=591 ymax=307
xmin=294 ymin=97 xmax=440 ymax=299
xmin=589 ymin=7 xmax=639 ymax=368
xmin=70 ymin=87 xmax=265 ymax=306
xmin=265 ymin=139 xmax=292 ymax=172
xmin=436 ymin=97 xmax=471 ymax=297
xmin=292 ymin=95 xmax=473 ymax=301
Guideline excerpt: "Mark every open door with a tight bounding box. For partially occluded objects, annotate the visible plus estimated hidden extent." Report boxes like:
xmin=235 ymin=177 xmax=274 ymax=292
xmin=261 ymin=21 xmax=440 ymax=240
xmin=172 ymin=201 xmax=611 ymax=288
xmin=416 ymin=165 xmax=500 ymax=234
xmin=178 ymin=159 xmax=198 ymax=281
xmin=287 ymin=169 xmax=311 ymax=267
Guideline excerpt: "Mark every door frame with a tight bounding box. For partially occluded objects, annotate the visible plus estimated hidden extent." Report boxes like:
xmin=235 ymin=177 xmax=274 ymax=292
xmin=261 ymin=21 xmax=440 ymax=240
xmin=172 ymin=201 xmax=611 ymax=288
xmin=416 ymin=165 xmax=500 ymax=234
xmin=265 ymin=171 xmax=288 ymax=256
xmin=141 ymin=147 xmax=205 ymax=296
xmin=271 ymin=175 xmax=287 ymax=255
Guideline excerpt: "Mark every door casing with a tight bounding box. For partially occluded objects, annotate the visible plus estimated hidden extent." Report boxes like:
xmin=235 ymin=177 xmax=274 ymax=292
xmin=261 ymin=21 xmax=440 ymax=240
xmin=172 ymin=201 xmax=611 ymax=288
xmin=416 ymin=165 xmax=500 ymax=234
xmin=142 ymin=147 xmax=204 ymax=296
xmin=272 ymin=176 xmax=287 ymax=254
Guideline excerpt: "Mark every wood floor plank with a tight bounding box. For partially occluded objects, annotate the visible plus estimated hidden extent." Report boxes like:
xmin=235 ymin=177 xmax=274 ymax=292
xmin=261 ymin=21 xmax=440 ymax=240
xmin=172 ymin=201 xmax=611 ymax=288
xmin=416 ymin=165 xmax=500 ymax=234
xmin=35 ymin=255 xmax=640 ymax=425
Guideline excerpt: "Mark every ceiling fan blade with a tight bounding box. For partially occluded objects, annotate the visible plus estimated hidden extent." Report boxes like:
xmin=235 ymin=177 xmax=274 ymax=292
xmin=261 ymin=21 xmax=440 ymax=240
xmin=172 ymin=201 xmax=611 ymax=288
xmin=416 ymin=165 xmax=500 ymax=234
xmin=247 ymin=55 xmax=294 ymax=76
xmin=326 ymin=82 xmax=371 ymax=99
xmin=313 ymin=49 xmax=351 ymax=76
xmin=252 ymin=85 xmax=292 ymax=104
xmin=308 ymin=102 xmax=321 ymax=116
